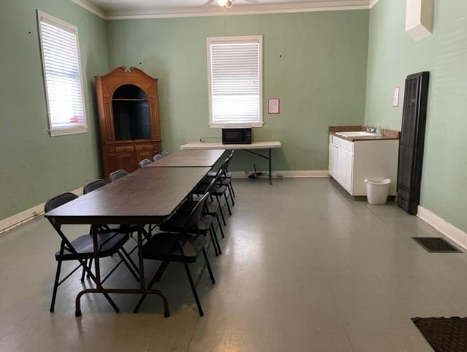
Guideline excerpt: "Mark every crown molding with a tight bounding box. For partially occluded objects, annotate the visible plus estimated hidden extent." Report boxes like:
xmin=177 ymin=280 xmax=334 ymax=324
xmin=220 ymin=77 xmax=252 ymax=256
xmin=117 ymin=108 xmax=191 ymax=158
xmin=369 ymin=0 xmax=381 ymax=8
xmin=70 ymin=0 xmax=371 ymax=20
xmin=71 ymin=0 xmax=106 ymax=19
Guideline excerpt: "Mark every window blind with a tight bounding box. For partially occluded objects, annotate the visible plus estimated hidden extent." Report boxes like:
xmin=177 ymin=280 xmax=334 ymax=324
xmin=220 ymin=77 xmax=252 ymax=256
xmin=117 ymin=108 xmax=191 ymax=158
xmin=207 ymin=36 xmax=263 ymax=127
xmin=38 ymin=12 xmax=87 ymax=136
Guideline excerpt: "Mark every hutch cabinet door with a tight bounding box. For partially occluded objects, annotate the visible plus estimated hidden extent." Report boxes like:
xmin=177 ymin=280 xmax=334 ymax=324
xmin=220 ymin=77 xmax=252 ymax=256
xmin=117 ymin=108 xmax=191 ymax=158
xmin=114 ymin=146 xmax=137 ymax=172
xmin=135 ymin=144 xmax=154 ymax=163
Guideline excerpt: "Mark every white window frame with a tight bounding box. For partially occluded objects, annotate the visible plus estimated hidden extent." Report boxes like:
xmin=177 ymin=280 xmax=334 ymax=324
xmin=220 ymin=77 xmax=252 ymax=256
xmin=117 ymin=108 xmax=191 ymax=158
xmin=37 ymin=11 xmax=88 ymax=137
xmin=206 ymin=35 xmax=263 ymax=129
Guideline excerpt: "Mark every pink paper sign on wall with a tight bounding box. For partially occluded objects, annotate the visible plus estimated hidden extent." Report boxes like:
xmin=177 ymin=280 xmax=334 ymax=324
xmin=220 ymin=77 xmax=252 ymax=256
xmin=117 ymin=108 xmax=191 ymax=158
xmin=268 ymin=98 xmax=280 ymax=114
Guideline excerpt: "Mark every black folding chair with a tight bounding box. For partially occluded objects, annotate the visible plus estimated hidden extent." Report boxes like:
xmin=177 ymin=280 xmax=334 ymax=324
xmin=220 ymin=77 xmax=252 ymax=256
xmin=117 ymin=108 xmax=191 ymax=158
xmin=109 ymin=169 xmax=128 ymax=182
xmin=194 ymin=158 xmax=234 ymax=219
xmin=82 ymin=180 xmax=141 ymax=279
xmin=45 ymin=192 xmax=138 ymax=313
xmin=178 ymin=169 xmax=226 ymax=245
xmin=139 ymin=159 xmax=152 ymax=168
xmin=206 ymin=150 xmax=236 ymax=198
xmin=134 ymin=193 xmax=215 ymax=316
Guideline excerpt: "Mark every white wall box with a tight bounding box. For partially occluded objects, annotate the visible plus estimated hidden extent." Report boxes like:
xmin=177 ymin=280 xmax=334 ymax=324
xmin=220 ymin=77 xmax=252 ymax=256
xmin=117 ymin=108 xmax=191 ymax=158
xmin=406 ymin=0 xmax=434 ymax=41
xmin=329 ymin=135 xmax=399 ymax=196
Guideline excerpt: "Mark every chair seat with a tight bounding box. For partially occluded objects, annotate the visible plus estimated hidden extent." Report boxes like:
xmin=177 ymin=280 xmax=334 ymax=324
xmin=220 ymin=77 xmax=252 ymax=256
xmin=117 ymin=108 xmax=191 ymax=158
xmin=179 ymin=200 xmax=219 ymax=215
xmin=201 ymin=177 xmax=232 ymax=187
xmin=193 ymin=183 xmax=227 ymax=196
xmin=142 ymin=233 xmax=207 ymax=263
xmin=207 ymin=171 xmax=231 ymax=178
xmin=160 ymin=212 xmax=213 ymax=235
xmin=55 ymin=233 xmax=129 ymax=261
xmin=105 ymin=224 xmax=137 ymax=233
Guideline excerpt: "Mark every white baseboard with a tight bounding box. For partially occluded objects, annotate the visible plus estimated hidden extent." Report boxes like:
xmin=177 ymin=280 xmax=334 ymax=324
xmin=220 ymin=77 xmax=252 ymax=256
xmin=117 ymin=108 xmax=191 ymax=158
xmin=417 ymin=206 xmax=467 ymax=251
xmin=231 ymin=170 xmax=330 ymax=178
xmin=0 ymin=187 xmax=83 ymax=235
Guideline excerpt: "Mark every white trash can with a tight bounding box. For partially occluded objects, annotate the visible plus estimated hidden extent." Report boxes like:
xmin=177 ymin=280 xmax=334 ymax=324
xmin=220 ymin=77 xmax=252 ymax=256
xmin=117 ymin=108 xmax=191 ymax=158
xmin=365 ymin=179 xmax=391 ymax=205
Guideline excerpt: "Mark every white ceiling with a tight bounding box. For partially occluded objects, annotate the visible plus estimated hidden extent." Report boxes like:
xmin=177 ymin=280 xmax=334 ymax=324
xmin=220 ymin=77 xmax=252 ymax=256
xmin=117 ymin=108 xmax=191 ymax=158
xmin=73 ymin=0 xmax=376 ymax=19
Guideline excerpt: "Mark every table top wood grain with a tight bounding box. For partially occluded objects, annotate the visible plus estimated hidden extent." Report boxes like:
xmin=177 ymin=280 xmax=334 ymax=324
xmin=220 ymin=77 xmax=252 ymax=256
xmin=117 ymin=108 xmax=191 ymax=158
xmin=147 ymin=149 xmax=225 ymax=167
xmin=44 ymin=167 xmax=210 ymax=225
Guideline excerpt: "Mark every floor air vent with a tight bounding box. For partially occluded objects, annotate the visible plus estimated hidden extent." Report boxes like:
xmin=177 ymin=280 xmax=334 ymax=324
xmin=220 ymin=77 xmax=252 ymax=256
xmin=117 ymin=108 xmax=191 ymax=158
xmin=413 ymin=237 xmax=462 ymax=253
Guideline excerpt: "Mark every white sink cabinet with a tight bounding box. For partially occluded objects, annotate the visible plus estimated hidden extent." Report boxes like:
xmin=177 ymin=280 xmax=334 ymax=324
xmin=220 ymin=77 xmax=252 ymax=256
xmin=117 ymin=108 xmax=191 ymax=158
xmin=329 ymin=135 xmax=399 ymax=196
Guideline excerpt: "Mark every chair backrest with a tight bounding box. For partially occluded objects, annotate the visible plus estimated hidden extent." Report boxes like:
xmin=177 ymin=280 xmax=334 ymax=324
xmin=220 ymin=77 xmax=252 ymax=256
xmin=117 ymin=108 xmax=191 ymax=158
xmin=212 ymin=158 xmax=229 ymax=185
xmin=153 ymin=154 xmax=162 ymax=161
xmin=44 ymin=192 xmax=78 ymax=227
xmin=182 ymin=192 xmax=210 ymax=234
xmin=139 ymin=159 xmax=152 ymax=169
xmin=223 ymin=151 xmax=234 ymax=175
xmin=206 ymin=168 xmax=225 ymax=194
xmin=109 ymin=169 xmax=128 ymax=182
xmin=161 ymin=151 xmax=169 ymax=157
xmin=83 ymin=179 xmax=107 ymax=194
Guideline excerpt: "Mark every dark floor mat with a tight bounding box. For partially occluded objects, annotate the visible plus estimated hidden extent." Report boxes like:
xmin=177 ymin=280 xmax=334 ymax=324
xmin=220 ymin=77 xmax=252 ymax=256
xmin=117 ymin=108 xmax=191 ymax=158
xmin=412 ymin=317 xmax=467 ymax=352
xmin=413 ymin=237 xmax=462 ymax=253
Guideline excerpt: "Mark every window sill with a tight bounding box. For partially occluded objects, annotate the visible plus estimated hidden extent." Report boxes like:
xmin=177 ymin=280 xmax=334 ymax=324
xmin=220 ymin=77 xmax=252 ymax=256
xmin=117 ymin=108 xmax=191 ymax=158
xmin=209 ymin=122 xmax=264 ymax=129
xmin=49 ymin=126 xmax=88 ymax=137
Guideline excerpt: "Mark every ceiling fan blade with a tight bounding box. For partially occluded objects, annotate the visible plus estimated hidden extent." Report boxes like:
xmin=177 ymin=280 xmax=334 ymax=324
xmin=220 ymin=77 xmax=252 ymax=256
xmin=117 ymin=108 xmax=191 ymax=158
xmin=243 ymin=0 xmax=260 ymax=3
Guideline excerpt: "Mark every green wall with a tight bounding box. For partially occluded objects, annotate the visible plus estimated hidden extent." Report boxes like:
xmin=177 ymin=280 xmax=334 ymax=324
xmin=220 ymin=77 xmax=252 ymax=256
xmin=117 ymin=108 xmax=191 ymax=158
xmin=106 ymin=11 xmax=369 ymax=172
xmin=0 ymin=1 xmax=109 ymax=220
xmin=365 ymin=0 xmax=467 ymax=232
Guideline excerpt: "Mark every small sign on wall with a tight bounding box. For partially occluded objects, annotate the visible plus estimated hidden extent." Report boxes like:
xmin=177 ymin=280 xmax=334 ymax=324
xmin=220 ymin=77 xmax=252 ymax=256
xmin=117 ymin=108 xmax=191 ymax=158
xmin=393 ymin=86 xmax=401 ymax=107
xmin=268 ymin=98 xmax=280 ymax=114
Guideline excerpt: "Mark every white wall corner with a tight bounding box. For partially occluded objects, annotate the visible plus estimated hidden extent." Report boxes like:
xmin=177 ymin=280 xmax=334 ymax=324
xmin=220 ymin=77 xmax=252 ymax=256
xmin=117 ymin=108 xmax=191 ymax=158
xmin=369 ymin=0 xmax=381 ymax=8
xmin=70 ymin=0 xmax=106 ymax=19
xmin=417 ymin=206 xmax=467 ymax=251
xmin=406 ymin=0 xmax=433 ymax=41
xmin=0 ymin=187 xmax=83 ymax=235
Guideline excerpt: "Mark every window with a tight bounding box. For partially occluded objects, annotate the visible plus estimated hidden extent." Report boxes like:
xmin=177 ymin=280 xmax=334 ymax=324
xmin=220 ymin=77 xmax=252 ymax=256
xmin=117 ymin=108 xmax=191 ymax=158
xmin=207 ymin=36 xmax=263 ymax=128
xmin=37 ymin=11 xmax=87 ymax=136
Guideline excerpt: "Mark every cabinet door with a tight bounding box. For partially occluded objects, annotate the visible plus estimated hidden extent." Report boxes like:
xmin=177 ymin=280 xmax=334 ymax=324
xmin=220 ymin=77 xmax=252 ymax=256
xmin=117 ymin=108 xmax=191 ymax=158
xmin=330 ymin=144 xmax=339 ymax=179
xmin=135 ymin=144 xmax=154 ymax=163
xmin=337 ymin=148 xmax=346 ymax=186
xmin=344 ymin=151 xmax=353 ymax=193
xmin=115 ymin=146 xmax=136 ymax=172
xmin=329 ymin=144 xmax=335 ymax=178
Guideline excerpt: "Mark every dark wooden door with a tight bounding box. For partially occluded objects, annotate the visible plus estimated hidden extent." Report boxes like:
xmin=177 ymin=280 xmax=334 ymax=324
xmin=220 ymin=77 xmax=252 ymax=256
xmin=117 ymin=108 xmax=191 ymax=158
xmin=397 ymin=72 xmax=430 ymax=215
xmin=135 ymin=144 xmax=153 ymax=163
xmin=115 ymin=146 xmax=137 ymax=173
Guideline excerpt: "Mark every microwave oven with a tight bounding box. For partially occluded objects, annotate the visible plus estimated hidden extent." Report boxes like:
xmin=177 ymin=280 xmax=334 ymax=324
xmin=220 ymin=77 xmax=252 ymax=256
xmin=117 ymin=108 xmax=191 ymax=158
xmin=222 ymin=128 xmax=252 ymax=144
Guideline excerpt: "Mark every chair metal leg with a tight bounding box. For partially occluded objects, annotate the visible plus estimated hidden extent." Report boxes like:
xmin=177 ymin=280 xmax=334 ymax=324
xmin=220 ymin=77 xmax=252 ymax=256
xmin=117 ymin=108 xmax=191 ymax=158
xmin=120 ymin=247 xmax=139 ymax=274
xmin=230 ymin=182 xmax=236 ymax=198
xmin=117 ymin=251 xmax=140 ymax=283
xmin=86 ymin=258 xmax=93 ymax=278
xmin=178 ymin=241 xmax=204 ymax=316
xmin=202 ymin=248 xmax=215 ymax=285
xmin=216 ymin=213 xmax=225 ymax=238
xmin=80 ymin=259 xmax=88 ymax=282
xmin=133 ymin=261 xmax=166 ymax=313
xmin=50 ymin=259 xmax=63 ymax=313
xmin=154 ymin=260 xmax=170 ymax=282
xmin=216 ymin=194 xmax=229 ymax=220
xmin=223 ymin=193 xmax=232 ymax=215
xmin=228 ymin=186 xmax=235 ymax=206
xmin=209 ymin=225 xmax=222 ymax=255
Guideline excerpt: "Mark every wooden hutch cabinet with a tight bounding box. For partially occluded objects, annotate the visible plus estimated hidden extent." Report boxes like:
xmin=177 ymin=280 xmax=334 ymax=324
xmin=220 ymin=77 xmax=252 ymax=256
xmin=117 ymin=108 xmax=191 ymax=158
xmin=95 ymin=67 xmax=161 ymax=179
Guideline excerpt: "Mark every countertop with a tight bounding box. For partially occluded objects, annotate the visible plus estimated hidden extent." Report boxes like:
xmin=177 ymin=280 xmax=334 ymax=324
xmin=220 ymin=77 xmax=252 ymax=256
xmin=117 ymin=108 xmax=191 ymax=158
xmin=329 ymin=125 xmax=400 ymax=142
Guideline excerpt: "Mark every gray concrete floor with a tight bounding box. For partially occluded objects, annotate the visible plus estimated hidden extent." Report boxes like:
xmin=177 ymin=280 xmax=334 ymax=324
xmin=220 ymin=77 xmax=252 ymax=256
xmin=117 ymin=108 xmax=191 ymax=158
xmin=0 ymin=178 xmax=466 ymax=351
